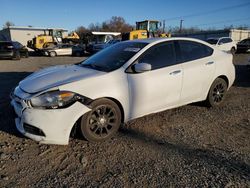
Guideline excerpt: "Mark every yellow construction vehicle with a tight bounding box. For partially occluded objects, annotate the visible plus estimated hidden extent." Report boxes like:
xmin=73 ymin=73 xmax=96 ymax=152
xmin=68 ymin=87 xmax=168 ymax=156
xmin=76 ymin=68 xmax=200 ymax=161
xmin=122 ymin=20 xmax=171 ymax=41
xmin=63 ymin=32 xmax=80 ymax=43
xmin=27 ymin=29 xmax=79 ymax=50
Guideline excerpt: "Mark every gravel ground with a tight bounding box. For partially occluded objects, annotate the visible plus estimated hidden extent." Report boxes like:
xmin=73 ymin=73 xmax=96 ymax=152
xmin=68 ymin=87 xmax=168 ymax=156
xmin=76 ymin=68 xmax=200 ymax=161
xmin=0 ymin=54 xmax=249 ymax=187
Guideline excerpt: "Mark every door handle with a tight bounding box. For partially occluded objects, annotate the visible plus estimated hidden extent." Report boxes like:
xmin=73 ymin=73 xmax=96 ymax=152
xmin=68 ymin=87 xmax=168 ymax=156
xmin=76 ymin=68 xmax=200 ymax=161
xmin=170 ymin=70 xmax=181 ymax=75
xmin=206 ymin=61 xmax=214 ymax=65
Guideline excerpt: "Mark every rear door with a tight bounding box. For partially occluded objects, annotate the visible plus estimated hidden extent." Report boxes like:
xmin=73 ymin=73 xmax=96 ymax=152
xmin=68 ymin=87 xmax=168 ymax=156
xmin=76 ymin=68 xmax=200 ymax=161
xmin=61 ymin=45 xmax=72 ymax=55
xmin=177 ymin=40 xmax=215 ymax=103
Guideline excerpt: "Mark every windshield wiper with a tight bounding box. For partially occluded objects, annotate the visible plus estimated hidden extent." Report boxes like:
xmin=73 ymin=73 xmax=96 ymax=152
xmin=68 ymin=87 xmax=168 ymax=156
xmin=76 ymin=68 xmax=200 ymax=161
xmin=80 ymin=64 xmax=95 ymax=69
xmin=80 ymin=63 xmax=107 ymax=72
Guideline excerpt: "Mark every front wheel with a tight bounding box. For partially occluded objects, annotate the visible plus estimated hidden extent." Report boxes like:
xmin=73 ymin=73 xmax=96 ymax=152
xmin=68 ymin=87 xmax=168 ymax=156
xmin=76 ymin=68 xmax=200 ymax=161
xmin=231 ymin=47 xmax=236 ymax=54
xmin=13 ymin=51 xmax=20 ymax=60
xmin=49 ymin=51 xmax=56 ymax=57
xmin=25 ymin=51 xmax=29 ymax=58
xmin=80 ymin=98 xmax=121 ymax=142
xmin=205 ymin=78 xmax=228 ymax=107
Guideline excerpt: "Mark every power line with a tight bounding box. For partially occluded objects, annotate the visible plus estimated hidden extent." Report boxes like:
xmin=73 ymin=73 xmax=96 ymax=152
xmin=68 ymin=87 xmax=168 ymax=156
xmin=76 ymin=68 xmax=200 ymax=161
xmin=194 ymin=17 xmax=250 ymax=27
xmin=165 ymin=2 xmax=250 ymax=21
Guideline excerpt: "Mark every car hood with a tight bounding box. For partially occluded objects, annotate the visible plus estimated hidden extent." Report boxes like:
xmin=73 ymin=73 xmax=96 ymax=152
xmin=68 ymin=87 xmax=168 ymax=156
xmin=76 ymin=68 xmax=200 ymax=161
xmin=19 ymin=64 xmax=104 ymax=93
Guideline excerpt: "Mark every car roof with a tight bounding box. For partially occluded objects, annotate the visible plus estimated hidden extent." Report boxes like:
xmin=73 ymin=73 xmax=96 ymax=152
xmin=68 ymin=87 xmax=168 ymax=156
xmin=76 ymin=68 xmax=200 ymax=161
xmin=207 ymin=37 xmax=231 ymax=40
xmin=124 ymin=37 xmax=213 ymax=46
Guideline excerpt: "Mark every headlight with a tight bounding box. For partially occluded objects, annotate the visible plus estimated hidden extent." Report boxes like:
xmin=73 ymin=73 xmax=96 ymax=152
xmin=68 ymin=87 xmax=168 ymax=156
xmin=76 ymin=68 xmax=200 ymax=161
xmin=30 ymin=90 xmax=77 ymax=109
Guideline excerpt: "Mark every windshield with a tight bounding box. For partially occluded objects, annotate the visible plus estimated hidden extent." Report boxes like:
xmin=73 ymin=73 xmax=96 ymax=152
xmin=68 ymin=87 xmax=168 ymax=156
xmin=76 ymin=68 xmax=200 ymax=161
xmin=80 ymin=41 xmax=148 ymax=72
xmin=206 ymin=39 xmax=218 ymax=45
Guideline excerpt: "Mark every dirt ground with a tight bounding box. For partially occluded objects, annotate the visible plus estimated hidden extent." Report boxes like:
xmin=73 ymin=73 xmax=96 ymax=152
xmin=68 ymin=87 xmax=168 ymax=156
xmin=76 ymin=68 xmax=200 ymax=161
xmin=0 ymin=54 xmax=250 ymax=187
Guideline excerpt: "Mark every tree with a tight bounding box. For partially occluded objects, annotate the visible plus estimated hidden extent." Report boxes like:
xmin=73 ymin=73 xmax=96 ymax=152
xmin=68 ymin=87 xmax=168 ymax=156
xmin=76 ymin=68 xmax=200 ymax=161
xmin=88 ymin=23 xmax=102 ymax=31
xmin=3 ymin=21 xmax=14 ymax=28
xmin=101 ymin=16 xmax=133 ymax=33
xmin=75 ymin=26 xmax=91 ymax=45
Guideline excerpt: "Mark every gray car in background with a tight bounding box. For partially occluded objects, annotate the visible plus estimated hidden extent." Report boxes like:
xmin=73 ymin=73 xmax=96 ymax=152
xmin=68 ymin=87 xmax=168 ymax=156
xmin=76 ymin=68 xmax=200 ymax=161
xmin=43 ymin=44 xmax=85 ymax=57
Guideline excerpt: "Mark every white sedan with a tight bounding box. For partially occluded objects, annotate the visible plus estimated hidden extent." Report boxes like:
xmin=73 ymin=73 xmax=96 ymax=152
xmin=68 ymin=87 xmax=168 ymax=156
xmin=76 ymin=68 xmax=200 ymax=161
xmin=206 ymin=37 xmax=237 ymax=54
xmin=11 ymin=37 xmax=235 ymax=145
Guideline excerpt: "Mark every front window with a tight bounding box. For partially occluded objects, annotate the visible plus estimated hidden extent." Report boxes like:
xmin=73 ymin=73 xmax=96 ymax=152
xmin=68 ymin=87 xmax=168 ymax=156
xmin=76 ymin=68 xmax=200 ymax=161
xmin=206 ymin=39 xmax=218 ymax=45
xmin=53 ymin=30 xmax=63 ymax=38
xmin=148 ymin=22 xmax=158 ymax=32
xmin=79 ymin=42 xmax=148 ymax=72
xmin=137 ymin=42 xmax=176 ymax=70
xmin=137 ymin=22 xmax=148 ymax=30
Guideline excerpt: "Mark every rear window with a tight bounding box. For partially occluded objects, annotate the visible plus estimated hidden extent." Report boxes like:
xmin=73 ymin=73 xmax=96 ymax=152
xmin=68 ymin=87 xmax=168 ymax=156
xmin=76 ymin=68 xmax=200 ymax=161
xmin=219 ymin=38 xmax=232 ymax=44
xmin=178 ymin=40 xmax=213 ymax=62
xmin=239 ymin=39 xmax=250 ymax=44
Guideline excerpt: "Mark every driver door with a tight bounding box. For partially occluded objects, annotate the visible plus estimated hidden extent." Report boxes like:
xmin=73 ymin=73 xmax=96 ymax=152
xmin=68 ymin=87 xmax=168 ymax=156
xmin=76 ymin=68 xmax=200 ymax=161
xmin=126 ymin=42 xmax=183 ymax=119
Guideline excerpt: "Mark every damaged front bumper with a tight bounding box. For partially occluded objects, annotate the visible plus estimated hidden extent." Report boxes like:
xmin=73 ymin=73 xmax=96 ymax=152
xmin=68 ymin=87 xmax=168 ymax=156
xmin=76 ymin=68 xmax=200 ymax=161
xmin=11 ymin=91 xmax=91 ymax=145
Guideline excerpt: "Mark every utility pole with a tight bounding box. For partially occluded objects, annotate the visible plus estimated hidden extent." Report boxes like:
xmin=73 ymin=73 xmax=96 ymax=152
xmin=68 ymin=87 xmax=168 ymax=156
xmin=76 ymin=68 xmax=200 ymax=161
xmin=179 ymin=19 xmax=184 ymax=33
xmin=162 ymin=20 xmax=165 ymax=33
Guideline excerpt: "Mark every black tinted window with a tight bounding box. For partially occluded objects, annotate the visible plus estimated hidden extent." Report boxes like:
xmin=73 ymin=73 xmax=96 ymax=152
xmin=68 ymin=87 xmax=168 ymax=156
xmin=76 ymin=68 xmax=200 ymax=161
xmin=138 ymin=42 xmax=176 ymax=70
xmin=219 ymin=38 xmax=232 ymax=44
xmin=240 ymin=39 xmax=250 ymax=44
xmin=206 ymin=39 xmax=218 ymax=44
xmin=178 ymin=41 xmax=213 ymax=62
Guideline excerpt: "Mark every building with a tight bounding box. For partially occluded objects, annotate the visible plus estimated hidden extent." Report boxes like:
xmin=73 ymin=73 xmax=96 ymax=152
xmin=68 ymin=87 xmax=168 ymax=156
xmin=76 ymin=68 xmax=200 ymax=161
xmin=173 ymin=29 xmax=250 ymax=42
xmin=0 ymin=26 xmax=68 ymax=48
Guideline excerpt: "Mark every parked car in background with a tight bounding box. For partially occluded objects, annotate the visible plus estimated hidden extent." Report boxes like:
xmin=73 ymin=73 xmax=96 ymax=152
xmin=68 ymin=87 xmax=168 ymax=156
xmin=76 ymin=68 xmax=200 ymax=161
xmin=90 ymin=39 xmax=121 ymax=52
xmin=11 ymin=37 xmax=235 ymax=145
xmin=43 ymin=44 xmax=84 ymax=57
xmin=0 ymin=41 xmax=29 ymax=60
xmin=236 ymin=38 xmax=250 ymax=53
xmin=247 ymin=58 xmax=250 ymax=70
xmin=206 ymin=37 xmax=237 ymax=54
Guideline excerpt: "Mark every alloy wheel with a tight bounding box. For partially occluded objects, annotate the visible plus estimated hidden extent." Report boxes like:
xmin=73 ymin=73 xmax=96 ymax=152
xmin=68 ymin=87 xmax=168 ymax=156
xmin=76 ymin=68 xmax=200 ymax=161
xmin=87 ymin=105 xmax=117 ymax=138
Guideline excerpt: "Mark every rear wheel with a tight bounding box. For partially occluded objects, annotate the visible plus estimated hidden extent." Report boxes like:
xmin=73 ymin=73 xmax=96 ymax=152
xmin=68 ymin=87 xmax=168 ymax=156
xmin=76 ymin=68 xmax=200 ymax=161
xmin=13 ymin=51 xmax=21 ymax=60
xmin=80 ymin=98 xmax=121 ymax=142
xmin=49 ymin=51 xmax=56 ymax=57
xmin=205 ymin=78 xmax=228 ymax=107
xmin=25 ymin=51 xmax=29 ymax=58
xmin=75 ymin=51 xmax=81 ymax=57
xmin=231 ymin=47 xmax=236 ymax=54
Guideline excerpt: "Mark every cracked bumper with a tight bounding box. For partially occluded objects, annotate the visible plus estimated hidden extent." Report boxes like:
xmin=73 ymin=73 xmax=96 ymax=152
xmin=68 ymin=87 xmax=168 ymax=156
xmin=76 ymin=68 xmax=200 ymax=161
xmin=11 ymin=99 xmax=91 ymax=145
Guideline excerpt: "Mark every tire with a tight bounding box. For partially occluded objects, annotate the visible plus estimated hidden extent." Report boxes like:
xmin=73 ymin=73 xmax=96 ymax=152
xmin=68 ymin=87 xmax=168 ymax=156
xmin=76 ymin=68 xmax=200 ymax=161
xmin=205 ymin=78 xmax=228 ymax=107
xmin=25 ymin=51 xmax=29 ymax=58
xmin=231 ymin=47 xmax=236 ymax=55
xmin=49 ymin=51 xmax=56 ymax=57
xmin=80 ymin=98 xmax=121 ymax=142
xmin=13 ymin=51 xmax=21 ymax=60
xmin=75 ymin=51 xmax=81 ymax=57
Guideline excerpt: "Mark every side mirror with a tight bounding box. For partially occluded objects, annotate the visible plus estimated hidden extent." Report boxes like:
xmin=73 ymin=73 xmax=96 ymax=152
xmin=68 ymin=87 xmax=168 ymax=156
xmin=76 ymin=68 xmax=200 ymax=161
xmin=134 ymin=63 xmax=152 ymax=73
xmin=218 ymin=41 xmax=224 ymax=45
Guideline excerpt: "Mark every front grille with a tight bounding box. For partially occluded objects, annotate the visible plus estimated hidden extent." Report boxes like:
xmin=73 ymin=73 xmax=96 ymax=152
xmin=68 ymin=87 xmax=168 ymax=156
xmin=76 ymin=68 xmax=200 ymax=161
xmin=23 ymin=123 xmax=45 ymax=137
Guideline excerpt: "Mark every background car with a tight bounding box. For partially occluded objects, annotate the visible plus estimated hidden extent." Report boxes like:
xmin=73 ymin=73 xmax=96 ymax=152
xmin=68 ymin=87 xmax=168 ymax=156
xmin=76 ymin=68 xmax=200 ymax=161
xmin=236 ymin=38 xmax=250 ymax=53
xmin=92 ymin=39 xmax=121 ymax=52
xmin=206 ymin=37 xmax=237 ymax=54
xmin=0 ymin=41 xmax=29 ymax=60
xmin=43 ymin=44 xmax=84 ymax=57
xmin=87 ymin=39 xmax=121 ymax=53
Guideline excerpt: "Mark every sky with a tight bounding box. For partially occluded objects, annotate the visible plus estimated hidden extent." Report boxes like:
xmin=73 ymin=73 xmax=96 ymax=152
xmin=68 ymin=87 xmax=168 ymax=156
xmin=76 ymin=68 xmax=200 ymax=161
xmin=1 ymin=0 xmax=250 ymax=31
